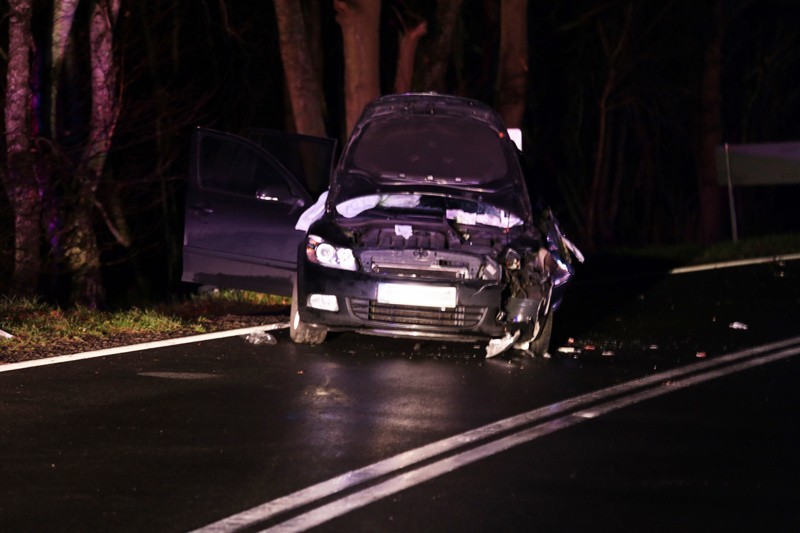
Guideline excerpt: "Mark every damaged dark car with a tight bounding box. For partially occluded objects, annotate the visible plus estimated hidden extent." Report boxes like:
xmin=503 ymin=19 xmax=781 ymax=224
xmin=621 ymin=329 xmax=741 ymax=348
xmin=183 ymin=93 xmax=581 ymax=356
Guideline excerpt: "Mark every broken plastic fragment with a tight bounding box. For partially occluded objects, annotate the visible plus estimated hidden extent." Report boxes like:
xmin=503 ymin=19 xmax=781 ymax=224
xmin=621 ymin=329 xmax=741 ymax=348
xmin=243 ymin=331 xmax=278 ymax=345
xmin=394 ymin=225 xmax=413 ymax=238
xmin=729 ymin=321 xmax=749 ymax=330
xmin=485 ymin=331 xmax=520 ymax=358
xmin=561 ymin=235 xmax=585 ymax=263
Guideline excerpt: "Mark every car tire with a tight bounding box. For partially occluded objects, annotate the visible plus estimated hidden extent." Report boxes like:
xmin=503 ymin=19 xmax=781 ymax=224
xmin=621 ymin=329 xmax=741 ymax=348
xmin=289 ymin=278 xmax=327 ymax=345
xmin=528 ymin=306 xmax=553 ymax=357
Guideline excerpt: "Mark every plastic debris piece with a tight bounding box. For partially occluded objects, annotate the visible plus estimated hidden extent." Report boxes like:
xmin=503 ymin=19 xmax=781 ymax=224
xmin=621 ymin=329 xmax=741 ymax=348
xmin=514 ymin=340 xmax=530 ymax=351
xmin=729 ymin=321 xmax=749 ymax=330
xmin=696 ymin=351 xmax=707 ymax=358
xmin=486 ymin=331 xmax=520 ymax=358
xmin=394 ymin=224 xmax=413 ymax=238
xmin=558 ymin=346 xmax=577 ymax=354
xmin=562 ymin=235 xmax=585 ymax=263
xmin=602 ymin=350 xmax=615 ymax=357
xmin=244 ymin=331 xmax=277 ymax=345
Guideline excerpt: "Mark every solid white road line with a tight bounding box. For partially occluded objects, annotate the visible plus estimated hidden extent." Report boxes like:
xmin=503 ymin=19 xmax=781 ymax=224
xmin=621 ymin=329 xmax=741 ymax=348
xmin=194 ymin=335 xmax=800 ymax=532
xmin=0 ymin=323 xmax=289 ymax=373
xmin=266 ymin=344 xmax=800 ymax=533
xmin=669 ymin=251 xmax=800 ymax=275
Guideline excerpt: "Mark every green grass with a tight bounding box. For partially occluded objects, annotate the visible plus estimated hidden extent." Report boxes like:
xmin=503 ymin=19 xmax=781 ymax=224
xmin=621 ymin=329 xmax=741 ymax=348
xmin=0 ymin=290 xmax=289 ymax=362
xmin=1 ymin=296 xmax=194 ymax=344
xmin=595 ymin=232 xmax=800 ymax=269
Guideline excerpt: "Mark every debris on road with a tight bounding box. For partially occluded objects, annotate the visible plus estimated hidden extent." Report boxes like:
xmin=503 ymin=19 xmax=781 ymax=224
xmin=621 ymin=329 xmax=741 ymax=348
xmin=243 ymin=331 xmax=278 ymax=345
xmin=729 ymin=321 xmax=749 ymax=330
xmin=696 ymin=351 xmax=707 ymax=358
xmin=485 ymin=331 xmax=520 ymax=358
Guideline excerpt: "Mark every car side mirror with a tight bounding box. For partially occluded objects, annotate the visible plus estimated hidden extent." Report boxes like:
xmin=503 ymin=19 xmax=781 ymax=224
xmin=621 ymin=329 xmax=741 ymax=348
xmin=255 ymin=187 xmax=306 ymax=208
xmin=255 ymin=187 xmax=281 ymax=202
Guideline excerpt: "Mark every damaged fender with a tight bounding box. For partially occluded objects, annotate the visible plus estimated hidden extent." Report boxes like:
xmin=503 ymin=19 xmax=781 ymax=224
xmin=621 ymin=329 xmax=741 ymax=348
xmin=487 ymin=247 xmax=559 ymax=358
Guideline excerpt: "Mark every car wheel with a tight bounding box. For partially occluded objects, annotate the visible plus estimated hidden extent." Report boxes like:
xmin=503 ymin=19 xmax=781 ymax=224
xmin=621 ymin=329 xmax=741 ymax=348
xmin=289 ymin=278 xmax=328 ymax=345
xmin=528 ymin=306 xmax=553 ymax=357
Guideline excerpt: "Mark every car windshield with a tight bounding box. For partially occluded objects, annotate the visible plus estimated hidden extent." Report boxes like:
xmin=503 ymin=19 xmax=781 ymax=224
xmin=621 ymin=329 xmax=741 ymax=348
xmin=349 ymin=115 xmax=509 ymax=183
xmin=336 ymin=193 xmax=522 ymax=229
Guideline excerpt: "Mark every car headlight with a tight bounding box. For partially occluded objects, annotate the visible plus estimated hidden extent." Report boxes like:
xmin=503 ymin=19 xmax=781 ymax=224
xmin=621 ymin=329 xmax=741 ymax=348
xmin=306 ymin=234 xmax=357 ymax=271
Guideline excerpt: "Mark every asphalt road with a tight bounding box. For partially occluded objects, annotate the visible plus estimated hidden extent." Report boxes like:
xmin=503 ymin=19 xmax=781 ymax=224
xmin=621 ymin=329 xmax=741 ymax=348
xmin=0 ymin=259 xmax=798 ymax=532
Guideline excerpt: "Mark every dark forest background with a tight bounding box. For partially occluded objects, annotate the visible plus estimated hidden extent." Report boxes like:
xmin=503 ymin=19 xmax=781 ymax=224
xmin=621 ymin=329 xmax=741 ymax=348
xmin=2 ymin=0 xmax=800 ymax=308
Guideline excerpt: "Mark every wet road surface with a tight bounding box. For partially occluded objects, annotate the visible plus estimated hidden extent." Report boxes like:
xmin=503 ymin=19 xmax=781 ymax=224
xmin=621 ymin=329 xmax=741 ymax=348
xmin=0 ymin=260 xmax=798 ymax=531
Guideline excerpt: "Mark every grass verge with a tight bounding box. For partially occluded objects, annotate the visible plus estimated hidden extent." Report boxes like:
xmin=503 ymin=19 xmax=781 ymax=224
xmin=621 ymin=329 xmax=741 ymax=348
xmin=0 ymin=290 xmax=289 ymax=364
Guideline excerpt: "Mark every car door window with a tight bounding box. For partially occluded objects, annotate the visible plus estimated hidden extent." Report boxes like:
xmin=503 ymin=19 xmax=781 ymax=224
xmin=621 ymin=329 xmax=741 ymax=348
xmin=247 ymin=129 xmax=336 ymax=197
xmin=197 ymin=133 xmax=298 ymax=202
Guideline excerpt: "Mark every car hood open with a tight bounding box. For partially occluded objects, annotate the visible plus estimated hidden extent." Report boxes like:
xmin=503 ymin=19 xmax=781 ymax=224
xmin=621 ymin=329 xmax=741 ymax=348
xmin=327 ymin=94 xmax=533 ymax=223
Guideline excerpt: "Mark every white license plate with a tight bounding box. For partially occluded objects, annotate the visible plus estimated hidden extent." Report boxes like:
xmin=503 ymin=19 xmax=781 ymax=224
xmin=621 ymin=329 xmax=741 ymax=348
xmin=376 ymin=283 xmax=457 ymax=308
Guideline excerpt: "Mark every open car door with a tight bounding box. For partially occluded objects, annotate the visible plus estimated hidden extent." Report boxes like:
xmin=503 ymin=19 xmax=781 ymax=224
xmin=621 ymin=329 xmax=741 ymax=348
xmin=182 ymin=128 xmax=336 ymax=296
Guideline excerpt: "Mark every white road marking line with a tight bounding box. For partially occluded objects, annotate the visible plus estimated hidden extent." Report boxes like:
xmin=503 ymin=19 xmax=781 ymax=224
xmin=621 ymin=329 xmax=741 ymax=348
xmin=668 ymin=252 xmax=800 ymax=275
xmin=266 ymin=344 xmax=800 ymax=533
xmin=0 ymin=323 xmax=289 ymax=373
xmin=194 ymin=335 xmax=800 ymax=532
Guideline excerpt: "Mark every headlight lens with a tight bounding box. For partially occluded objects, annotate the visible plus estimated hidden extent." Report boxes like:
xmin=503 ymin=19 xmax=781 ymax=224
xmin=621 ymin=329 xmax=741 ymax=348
xmin=306 ymin=235 xmax=357 ymax=271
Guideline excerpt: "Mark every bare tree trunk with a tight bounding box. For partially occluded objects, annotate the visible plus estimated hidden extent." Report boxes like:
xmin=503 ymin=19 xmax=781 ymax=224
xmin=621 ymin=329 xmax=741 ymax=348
xmin=62 ymin=199 xmax=104 ymax=306
xmin=420 ymin=0 xmax=464 ymax=92
xmin=394 ymin=17 xmax=427 ymax=93
xmin=696 ymin=1 xmax=725 ymax=244
xmin=274 ymin=0 xmax=327 ymax=137
xmin=3 ymin=0 xmax=41 ymax=297
xmin=62 ymin=0 xmax=121 ymax=307
xmin=496 ymin=0 xmax=528 ymax=128
xmin=334 ymin=0 xmax=381 ymax=136
xmin=87 ymin=0 xmax=121 ymax=180
xmin=584 ymin=6 xmax=632 ymax=248
xmin=50 ymin=0 xmax=80 ymax=136
xmin=303 ymin=0 xmax=324 ymax=90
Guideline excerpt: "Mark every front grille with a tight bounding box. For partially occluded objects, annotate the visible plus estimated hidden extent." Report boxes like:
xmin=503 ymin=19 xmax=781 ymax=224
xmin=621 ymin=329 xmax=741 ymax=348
xmin=350 ymin=299 xmax=485 ymax=328
xmin=372 ymin=265 xmax=468 ymax=280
